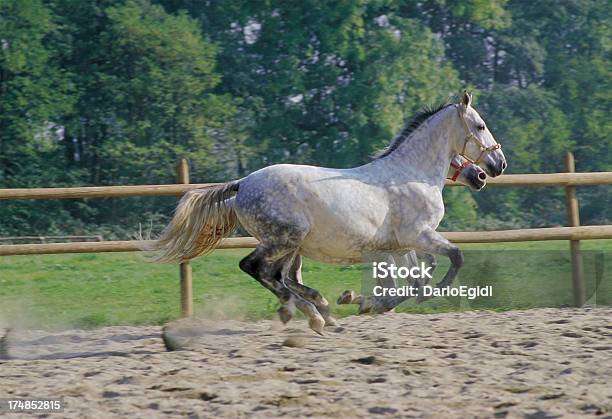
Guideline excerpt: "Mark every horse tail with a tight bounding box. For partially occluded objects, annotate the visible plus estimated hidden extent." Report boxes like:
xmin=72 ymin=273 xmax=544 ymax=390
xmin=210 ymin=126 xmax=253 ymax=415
xmin=144 ymin=181 xmax=240 ymax=263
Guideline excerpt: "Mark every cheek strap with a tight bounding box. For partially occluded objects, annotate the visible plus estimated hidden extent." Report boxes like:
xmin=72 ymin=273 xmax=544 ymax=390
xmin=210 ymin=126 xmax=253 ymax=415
xmin=456 ymin=105 xmax=502 ymax=164
xmin=448 ymin=160 xmax=470 ymax=182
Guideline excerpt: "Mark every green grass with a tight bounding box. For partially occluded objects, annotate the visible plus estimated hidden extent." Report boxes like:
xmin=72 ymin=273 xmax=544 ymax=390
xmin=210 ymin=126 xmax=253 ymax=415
xmin=0 ymin=240 xmax=610 ymax=330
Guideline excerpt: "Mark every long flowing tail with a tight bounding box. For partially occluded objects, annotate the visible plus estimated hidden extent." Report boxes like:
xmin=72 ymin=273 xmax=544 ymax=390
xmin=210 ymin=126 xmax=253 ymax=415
xmin=144 ymin=182 xmax=239 ymax=263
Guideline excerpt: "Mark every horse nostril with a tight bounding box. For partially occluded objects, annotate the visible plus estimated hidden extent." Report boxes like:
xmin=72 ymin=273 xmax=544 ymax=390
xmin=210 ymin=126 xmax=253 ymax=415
xmin=501 ymin=161 xmax=507 ymax=171
xmin=478 ymin=172 xmax=486 ymax=181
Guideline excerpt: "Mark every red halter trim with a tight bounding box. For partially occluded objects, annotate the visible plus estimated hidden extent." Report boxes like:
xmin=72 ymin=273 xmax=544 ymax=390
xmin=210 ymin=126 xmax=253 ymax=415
xmin=448 ymin=160 xmax=471 ymax=182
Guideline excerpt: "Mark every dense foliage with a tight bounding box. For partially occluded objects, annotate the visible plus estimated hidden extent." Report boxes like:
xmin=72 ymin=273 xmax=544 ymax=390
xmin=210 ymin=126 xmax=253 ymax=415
xmin=1 ymin=0 xmax=610 ymax=238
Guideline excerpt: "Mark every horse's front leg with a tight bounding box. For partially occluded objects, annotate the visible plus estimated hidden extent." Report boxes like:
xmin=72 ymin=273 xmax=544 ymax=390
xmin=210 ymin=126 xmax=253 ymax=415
xmin=405 ymin=251 xmax=436 ymax=292
xmin=414 ymin=251 xmax=437 ymax=279
xmin=339 ymin=252 xmax=422 ymax=313
xmin=357 ymin=251 xmax=431 ymax=314
xmin=413 ymin=228 xmax=463 ymax=302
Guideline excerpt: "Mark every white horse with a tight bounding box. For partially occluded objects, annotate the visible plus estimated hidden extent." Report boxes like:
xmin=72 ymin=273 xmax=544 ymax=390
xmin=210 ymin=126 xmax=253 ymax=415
xmin=146 ymin=92 xmax=506 ymax=334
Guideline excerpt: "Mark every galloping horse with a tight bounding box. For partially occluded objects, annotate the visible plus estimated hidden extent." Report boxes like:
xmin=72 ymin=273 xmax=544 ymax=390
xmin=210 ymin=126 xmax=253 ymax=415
xmin=146 ymin=92 xmax=506 ymax=334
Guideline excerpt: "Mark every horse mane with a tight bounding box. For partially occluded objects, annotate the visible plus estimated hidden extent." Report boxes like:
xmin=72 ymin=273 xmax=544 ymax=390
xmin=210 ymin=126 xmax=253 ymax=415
xmin=372 ymin=102 xmax=453 ymax=159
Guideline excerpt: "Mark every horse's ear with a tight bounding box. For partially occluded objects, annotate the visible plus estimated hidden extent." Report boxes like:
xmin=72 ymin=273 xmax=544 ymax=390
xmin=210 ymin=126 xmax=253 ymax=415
xmin=461 ymin=91 xmax=472 ymax=107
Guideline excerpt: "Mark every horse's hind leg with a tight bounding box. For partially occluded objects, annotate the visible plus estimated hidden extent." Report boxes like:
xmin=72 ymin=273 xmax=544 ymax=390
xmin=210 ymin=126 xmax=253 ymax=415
xmin=289 ymin=255 xmax=303 ymax=284
xmin=240 ymin=248 xmax=296 ymax=323
xmin=278 ymin=254 xmax=327 ymax=333
xmin=240 ymin=246 xmax=326 ymax=334
xmin=284 ymin=255 xmax=337 ymax=326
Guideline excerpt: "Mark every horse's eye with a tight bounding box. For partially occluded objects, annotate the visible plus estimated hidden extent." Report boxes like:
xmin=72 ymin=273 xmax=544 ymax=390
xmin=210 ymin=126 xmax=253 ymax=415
xmin=477 ymin=124 xmax=485 ymax=131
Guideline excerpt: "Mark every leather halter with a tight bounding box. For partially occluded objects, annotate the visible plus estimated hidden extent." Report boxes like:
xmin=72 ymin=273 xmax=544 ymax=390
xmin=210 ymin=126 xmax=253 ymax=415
xmin=448 ymin=159 xmax=471 ymax=182
xmin=456 ymin=105 xmax=502 ymax=165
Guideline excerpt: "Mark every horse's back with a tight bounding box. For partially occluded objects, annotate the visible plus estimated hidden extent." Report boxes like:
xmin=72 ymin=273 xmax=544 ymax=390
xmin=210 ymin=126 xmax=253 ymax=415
xmin=234 ymin=164 xmax=397 ymax=262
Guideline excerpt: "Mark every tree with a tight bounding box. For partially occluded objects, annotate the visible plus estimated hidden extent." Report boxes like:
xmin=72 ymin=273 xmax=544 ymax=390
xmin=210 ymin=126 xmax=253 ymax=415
xmin=53 ymin=0 xmax=231 ymax=185
xmin=0 ymin=0 xmax=73 ymax=182
xmin=161 ymin=0 xmax=460 ymax=170
xmin=0 ymin=0 xmax=75 ymax=235
xmin=44 ymin=0 xmax=233 ymax=230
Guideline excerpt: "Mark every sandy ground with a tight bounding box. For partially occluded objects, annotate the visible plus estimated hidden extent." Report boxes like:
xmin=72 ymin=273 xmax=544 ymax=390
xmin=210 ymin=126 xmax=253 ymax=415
xmin=1 ymin=307 xmax=611 ymax=418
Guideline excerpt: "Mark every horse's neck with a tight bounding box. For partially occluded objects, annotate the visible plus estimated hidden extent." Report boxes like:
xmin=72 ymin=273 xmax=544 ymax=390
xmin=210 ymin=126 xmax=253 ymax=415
xmin=368 ymin=108 xmax=455 ymax=187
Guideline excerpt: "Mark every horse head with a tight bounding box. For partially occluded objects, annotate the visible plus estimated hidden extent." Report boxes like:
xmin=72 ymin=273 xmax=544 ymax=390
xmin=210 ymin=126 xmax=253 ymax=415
xmin=455 ymin=91 xmax=507 ymax=177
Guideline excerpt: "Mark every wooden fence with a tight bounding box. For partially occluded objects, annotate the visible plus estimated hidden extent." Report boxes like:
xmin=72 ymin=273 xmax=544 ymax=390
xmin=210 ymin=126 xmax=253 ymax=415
xmin=1 ymin=152 xmax=611 ymax=314
xmin=0 ymin=235 xmax=103 ymax=244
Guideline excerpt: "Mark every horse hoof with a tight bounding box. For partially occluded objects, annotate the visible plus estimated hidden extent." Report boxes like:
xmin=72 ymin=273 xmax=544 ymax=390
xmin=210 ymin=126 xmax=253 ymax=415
xmin=358 ymin=299 xmax=374 ymax=315
xmin=358 ymin=295 xmax=387 ymax=314
xmin=358 ymin=298 xmax=394 ymax=315
xmin=324 ymin=316 xmax=338 ymax=327
xmin=373 ymin=306 xmax=392 ymax=314
xmin=278 ymin=307 xmax=293 ymax=324
xmin=309 ymin=315 xmax=326 ymax=336
xmin=337 ymin=290 xmax=356 ymax=305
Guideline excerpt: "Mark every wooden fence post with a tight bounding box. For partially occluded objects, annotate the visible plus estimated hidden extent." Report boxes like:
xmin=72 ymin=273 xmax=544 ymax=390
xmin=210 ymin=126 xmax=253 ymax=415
xmin=177 ymin=158 xmax=193 ymax=317
xmin=564 ymin=151 xmax=586 ymax=307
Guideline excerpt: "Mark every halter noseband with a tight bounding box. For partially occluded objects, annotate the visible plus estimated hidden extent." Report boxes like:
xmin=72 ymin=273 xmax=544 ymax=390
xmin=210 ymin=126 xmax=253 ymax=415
xmin=456 ymin=105 xmax=501 ymax=165
xmin=448 ymin=159 xmax=471 ymax=182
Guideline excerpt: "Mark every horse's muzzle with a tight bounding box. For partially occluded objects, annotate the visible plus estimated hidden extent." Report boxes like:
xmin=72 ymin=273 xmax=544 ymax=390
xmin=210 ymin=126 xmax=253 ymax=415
xmin=466 ymin=169 xmax=487 ymax=191
xmin=486 ymin=159 xmax=507 ymax=178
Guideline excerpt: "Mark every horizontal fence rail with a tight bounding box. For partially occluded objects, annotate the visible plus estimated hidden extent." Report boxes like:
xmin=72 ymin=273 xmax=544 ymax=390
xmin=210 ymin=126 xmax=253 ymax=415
xmin=1 ymin=226 xmax=611 ymax=257
xmin=1 ymin=172 xmax=612 ymax=200
xmin=0 ymin=183 xmax=221 ymax=200
xmin=475 ymin=172 xmax=612 ymax=187
xmin=0 ymin=235 xmax=103 ymax=243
